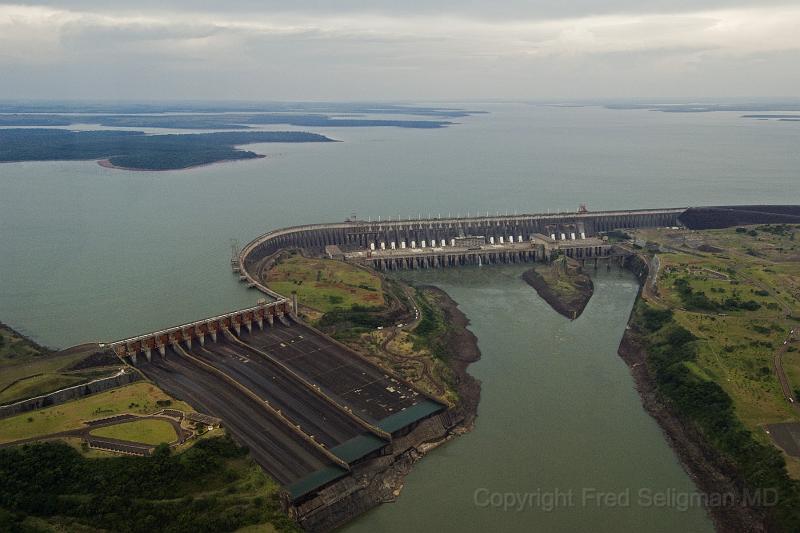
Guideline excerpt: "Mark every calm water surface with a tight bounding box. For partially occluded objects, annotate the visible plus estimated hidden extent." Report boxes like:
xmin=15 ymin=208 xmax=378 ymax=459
xmin=0 ymin=103 xmax=795 ymax=531
xmin=1 ymin=104 xmax=798 ymax=346
xmin=345 ymin=266 xmax=712 ymax=532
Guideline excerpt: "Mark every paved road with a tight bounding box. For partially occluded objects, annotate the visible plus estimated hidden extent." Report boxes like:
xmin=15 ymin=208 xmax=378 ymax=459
xmin=773 ymin=329 xmax=800 ymax=413
xmin=0 ymin=414 xmax=188 ymax=453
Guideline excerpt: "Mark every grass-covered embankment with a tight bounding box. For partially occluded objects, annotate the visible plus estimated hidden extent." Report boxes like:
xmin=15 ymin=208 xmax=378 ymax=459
xmin=0 ymin=382 xmax=191 ymax=444
xmin=0 ymin=323 xmax=120 ymax=405
xmin=266 ymin=251 xmax=384 ymax=314
xmin=623 ymin=224 xmax=800 ymax=530
xmin=89 ymin=418 xmax=178 ymax=446
xmin=627 ymin=300 xmax=800 ymax=530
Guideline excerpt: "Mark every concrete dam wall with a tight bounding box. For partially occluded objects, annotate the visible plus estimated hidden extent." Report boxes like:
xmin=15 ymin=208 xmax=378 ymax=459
xmin=240 ymin=208 xmax=686 ymax=280
xmin=679 ymin=205 xmax=800 ymax=230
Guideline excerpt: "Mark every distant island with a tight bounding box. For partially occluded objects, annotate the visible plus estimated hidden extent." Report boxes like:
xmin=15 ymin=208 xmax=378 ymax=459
xmin=0 ymin=101 xmax=483 ymax=118
xmin=0 ymin=113 xmax=455 ymax=130
xmin=0 ymin=102 xmax=486 ymax=130
xmin=741 ymin=114 xmax=800 ymax=122
xmin=0 ymin=129 xmax=335 ymax=171
xmin=605 ymin=102 xmax=800 ymax=114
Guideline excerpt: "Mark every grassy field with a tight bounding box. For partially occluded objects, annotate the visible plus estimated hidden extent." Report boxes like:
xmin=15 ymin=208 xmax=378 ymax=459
xmin=0 ymin=324 xmax=121 ymax=405
xmin=0 ymin=382 xmax=192 ymax=444
xmin=265 ymin=252 xmax=384 ymax=313
xmin=90 ymin=418 xmax=178 ymax=445
xmin=0 ymin=373 xmax=86 ymax=403
xmin=0 ymin=323 xmax=48 ymax=364
xmin=633 ymin=224 xmax=800 ymax=469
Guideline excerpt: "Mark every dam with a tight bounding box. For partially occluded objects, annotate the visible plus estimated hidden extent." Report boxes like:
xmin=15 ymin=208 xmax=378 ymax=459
xmin=102 ymin=207 xmax=679 ymax=519
xmin=238 ymin=207 xmax=685 ymax=272
xmin=104 ymin=205 xmax=798 ymax=529
xmin=237 ymin=207 xmax=684 ymax=282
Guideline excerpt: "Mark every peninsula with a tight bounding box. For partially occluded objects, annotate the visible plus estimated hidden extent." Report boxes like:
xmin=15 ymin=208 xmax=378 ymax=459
xmin=0 ymin=129 xmax=335 ymax=171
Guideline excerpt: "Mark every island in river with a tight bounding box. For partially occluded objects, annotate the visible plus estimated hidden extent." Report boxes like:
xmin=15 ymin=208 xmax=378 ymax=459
xmin=0 ymin=129 xmax=335 ymax=171
xmin=522 ymin=257 xmax=594 ymax=319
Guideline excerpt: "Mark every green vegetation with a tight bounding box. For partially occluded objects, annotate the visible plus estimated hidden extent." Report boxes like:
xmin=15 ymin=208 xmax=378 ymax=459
xmin=634 ymin=226 xmax=800 ymax=431
xmin=0 ymin=129 xmax=334 ymax=171
xmin=0 ymin=382 xmax=192 ymax=444
xmin=412 ymin=289 xmax=448 ymax=360
xmin=0 ymin=324 xmax=120 ymax=405
xmin=0 ymin=436 xmax=299 ymax=533
xmin=628 ymin=225 xmax=800 ymax=527
xmin=0 ymin=323 xmax=48 ymax=364
xmin=2 ymin=374 xmax=85 ymax=405
xmin=318 ymin=304 xmax=388 ymax=336
xmin=90 ymin=419 xmax=178 ymax=446
xmin=673 ymin=277 xmax=762 ymax=312
xmin=605 ymin=229 xmax=632 ymax=242
xmin=405 ymin=288 xmax=459 ymax=404
xmin=266 ymin=252 xmax=384 ymax=313
xmin=345 ymin=285 xmax=461 ymax=404
xmin=630 ymin=301 xmax=800 ymax=529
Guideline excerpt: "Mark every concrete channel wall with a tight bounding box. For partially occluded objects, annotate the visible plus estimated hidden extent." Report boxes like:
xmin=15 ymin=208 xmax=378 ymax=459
xmin=0 ymin=368 xmax=140 ymax=419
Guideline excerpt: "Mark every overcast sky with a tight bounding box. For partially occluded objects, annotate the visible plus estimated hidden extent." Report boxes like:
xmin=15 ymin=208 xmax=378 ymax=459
xmin=1 ymin=1 xmax=799 ymax=101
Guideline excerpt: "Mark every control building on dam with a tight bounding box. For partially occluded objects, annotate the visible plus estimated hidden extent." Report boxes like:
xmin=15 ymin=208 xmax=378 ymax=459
xmin=239 ymin=207 xmax=685 ymax=276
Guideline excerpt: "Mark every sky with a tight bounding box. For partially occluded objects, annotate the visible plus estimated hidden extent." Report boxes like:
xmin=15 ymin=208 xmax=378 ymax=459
xmin=1 ymin=1 xmax=799 ymax=101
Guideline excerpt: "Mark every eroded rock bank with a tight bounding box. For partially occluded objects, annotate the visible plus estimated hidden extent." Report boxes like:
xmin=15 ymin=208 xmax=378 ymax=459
xmin=422 ymin=286 xmax=482 ymax=428
xmin=291 ymin=288 xmax=482 ymax=532
xmin=618 ymin=254 xmax=766 ymax=533
xmin=522 ymin=261 xmax=594 ymax=319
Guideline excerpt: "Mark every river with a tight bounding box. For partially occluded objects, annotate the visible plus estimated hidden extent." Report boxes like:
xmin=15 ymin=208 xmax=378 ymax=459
xmin=346 ymin=266 xmax=712 ymax=531
xmin=1 ymin=102 xmax=797 ymax=531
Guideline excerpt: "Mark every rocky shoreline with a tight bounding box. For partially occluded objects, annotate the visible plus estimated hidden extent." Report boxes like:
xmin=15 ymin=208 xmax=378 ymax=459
xmin=292 ymin=287 xmax=482 ymax=532
xmin=521 ymin=265 xmax=594 ymax=319
xmin=423 ymin=285 xmax=482 ymax=427
xmin=619 ymin=255 xmax=767 ymax=532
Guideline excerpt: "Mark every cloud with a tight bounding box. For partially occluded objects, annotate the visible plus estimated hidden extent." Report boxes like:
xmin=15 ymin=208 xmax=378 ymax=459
xmin=0 ymin=3 xmax=798 ymax=98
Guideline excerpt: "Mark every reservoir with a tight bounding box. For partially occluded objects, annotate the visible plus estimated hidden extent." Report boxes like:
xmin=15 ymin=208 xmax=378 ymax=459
xmin=346 ymin=266 xmax=712 ymax=532
xmin=1 ymin=103 xmax=796 ymax=531
xmin=1 ymin=104 xmax=798 ymax=347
